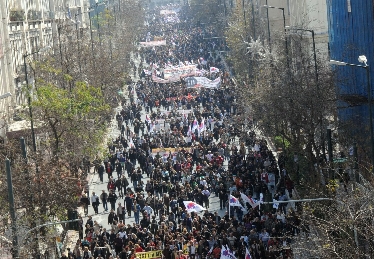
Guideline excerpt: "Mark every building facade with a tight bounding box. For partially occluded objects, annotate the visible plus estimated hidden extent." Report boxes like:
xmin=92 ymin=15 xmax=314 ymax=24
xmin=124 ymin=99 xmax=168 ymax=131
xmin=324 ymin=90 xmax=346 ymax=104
xmin=327 ymin=0 xmax=374 ymax=155
xmin=0 ymin=0 xmax=91 ymax=139
xmin=289 ymin=0 xmax=329 ymax=59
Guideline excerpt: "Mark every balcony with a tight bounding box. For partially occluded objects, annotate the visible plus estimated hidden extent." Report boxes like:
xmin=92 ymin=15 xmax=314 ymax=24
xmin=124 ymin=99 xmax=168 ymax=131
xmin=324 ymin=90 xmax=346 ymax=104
xmin=27 ymin=10 xmax=42 ymax=21
xmin=9 ymin=9 xmax=25 ymax=22
xmin=44 ymin=11 xmax=55 ymax=20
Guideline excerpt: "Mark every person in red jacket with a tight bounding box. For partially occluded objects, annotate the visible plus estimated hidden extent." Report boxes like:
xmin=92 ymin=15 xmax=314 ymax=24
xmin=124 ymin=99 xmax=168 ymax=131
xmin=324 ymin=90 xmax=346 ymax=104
xmin=212 ymin=245 xmax=221 ymax=258
xmin=134 ymin=243 xmax=144 ymax=253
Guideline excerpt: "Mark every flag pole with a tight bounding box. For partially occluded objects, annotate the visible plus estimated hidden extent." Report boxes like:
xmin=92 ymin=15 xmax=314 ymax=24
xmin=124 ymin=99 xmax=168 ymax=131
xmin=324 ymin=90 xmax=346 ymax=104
xmin=228 ymin=190 xmax=231 ymax=219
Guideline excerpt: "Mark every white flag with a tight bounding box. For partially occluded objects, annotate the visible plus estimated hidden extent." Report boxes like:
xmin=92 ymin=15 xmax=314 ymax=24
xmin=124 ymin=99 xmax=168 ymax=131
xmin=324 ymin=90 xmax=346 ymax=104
xmin=192 ymin=119 xmax=198 ymax=131
xmin=198 ymin=120 xmax=206 ymax=134
xmin=183 ymin=201 xmax=206 ymax=213
xmin=145 ymin=115 xmax=151 ymax=124
xmin=221 ymin=245 xmax=237 ymax=259
xmin=240 ymin=192 xmax=260 ymax=208
xmin=210 ymin=66 xmax=219 ymax=73
xmin=149 ymin=123 xmax=155 ymax=133
xmin=229 ymin=195 xmax=245 ymax=210
xmin=273 ymin=199 xmax=279 ymax=209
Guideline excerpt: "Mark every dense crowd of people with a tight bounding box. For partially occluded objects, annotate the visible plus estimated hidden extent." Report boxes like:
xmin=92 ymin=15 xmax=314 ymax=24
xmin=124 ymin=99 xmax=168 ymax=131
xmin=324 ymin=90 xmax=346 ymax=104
xmin=66 ymin=4 xmax=297 ymax=259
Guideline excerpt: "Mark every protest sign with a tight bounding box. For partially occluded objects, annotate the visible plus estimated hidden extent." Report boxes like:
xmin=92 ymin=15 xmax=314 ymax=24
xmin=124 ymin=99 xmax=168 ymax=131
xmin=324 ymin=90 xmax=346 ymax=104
xmin=135 ymin=250 xmax=163 ymax=259
xmin=185 ymin=76 xmax=221 ymax=89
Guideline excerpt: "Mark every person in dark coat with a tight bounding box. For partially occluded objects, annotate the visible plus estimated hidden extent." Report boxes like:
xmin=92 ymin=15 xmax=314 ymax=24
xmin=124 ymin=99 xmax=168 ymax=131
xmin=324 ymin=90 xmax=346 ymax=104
xmin=108 ymin=190 xmax=118 ymax=211
xmin=98 ymin=164 xmax=105 ymax=182
xmin=114 ymin=233 xmax=124 ymax=255
xmin=80 ymin=194 xmax=90 ymax=216
xmin=218 ymin=183 xmax=227 ymax=210
xmin=125 ymin=193 xmax=134 ymax=217
xmin=108 ymin=210 xmax=118 ymax=225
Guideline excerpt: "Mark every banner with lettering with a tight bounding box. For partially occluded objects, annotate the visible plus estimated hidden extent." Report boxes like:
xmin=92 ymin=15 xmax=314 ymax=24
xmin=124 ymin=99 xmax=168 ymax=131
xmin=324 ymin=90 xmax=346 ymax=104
xmin=185 ymin=77 xmax=221 ymax=89
xmin=152 ymin=148 xmax=178 ymax=161
xmin=135 ymin=250 xmax=163 ymax=259
xmin=164 ymin=65 xmax=197 ymax=79
xmin=135 ymin=248 xmax=190 ymax=259
xmin=152 ymin=73 xmax=197 ymax=84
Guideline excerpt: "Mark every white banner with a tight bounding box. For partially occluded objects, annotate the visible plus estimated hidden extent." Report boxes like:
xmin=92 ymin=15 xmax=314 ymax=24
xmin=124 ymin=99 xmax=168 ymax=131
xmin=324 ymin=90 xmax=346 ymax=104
xmin=185 ymin=76 xmax=221 ymax=89
xmin=152 ymin=74 xmax=180 ymax=84
xmin=160 ymin=10 xmax=176 ymax=15
xmin=139 ymin=40 xmax=167 ymax=47
xmin=152 ymin=71 xmax=198 ymax=84
xmin=164 ymin=65 xmax=197 ymax=79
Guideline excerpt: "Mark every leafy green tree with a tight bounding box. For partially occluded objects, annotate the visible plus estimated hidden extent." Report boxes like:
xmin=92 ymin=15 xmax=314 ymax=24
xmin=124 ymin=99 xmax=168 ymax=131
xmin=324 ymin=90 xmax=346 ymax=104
xmin=32 ymin=80 xmax=110 ymax=158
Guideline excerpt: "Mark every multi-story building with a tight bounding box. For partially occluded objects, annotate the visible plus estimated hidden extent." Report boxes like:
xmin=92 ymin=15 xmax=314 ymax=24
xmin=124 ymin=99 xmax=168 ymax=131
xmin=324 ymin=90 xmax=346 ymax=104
xmin=289 ymin=0 xmax=329 ymax=60
xmin=327 ymin=0 xmax=374 ymax=160
xmin=0 ymin=0 xmax=91 ymax=139
xmin=0 ymin=1 xmax=14 ymax=140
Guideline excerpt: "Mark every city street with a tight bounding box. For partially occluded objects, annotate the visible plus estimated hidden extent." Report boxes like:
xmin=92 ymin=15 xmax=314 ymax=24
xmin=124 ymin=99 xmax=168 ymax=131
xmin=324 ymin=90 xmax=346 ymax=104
xmin=82 ymin=59 xmax=228 ymax=230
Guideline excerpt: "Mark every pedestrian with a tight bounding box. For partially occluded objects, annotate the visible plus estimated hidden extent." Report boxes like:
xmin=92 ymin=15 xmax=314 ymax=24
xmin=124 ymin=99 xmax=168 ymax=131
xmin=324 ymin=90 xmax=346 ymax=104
xmin=202 ymin=186 xmax=210 ymax=209
xmin=80 ymin=194 xmax=90 ymax=216
xmin=98 ymin=163 xmax=105 ymax=182
xmin=115 ymin=177 xmax=123 ymax=198
xmin=125 ymin=193 xmax=133 ymax=217
xmin=106 ymin=162 xmax=113 ymax=178
xmin=108 ymin=190 xmax=117 ymax=211
xmin=121 ymin=175 xmax=130 ymax=195
xmin=218 ymin=184 xmax=227 ymax=210
xmin=117 ymin=202 xmax=125 ymax=222
xmin=100 ymin=190 xmax=108 ymax=212
xmin=107 ymin=178 xmax=116 ymax=192
xmin=91 ymin=192 xmax=100 ymax=214
xmin=143 ymin=203 xmax=154 ymax=217
xmin=133 ymin=200 xmax=141 ymax=224
xmin=116 ymin=161 xmax=123 ymax=178
xmin=108 ymin=210 xmax=118 ymax=225
xmin=82 ymin=246 xmax=91 ymax=259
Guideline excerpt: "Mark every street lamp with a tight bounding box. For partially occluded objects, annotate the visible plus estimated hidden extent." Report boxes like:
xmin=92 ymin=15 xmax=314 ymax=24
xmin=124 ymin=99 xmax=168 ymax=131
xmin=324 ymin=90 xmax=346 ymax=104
xmin=23 ymin=46 xmax=51 ymax=152
xmin=285 ymin=26 xmax=318 ymax=83
xmin=330 ymin=56 xmax=374 ymax=171
xmin=262 ymin=5 xmax=289 ymax=67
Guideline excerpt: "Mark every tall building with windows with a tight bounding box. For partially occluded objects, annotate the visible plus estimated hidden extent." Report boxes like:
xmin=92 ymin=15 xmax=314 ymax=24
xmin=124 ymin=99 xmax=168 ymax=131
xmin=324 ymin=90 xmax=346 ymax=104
xmin=289 ymin=0 xmax=329 ymax=59
xmin=327 ymin=0 xmax=374 ymax=155
xmin=0 ymin=0 xmax=90 ymax=139
xmin=0 ymin=1 xmax=14 ymax=139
